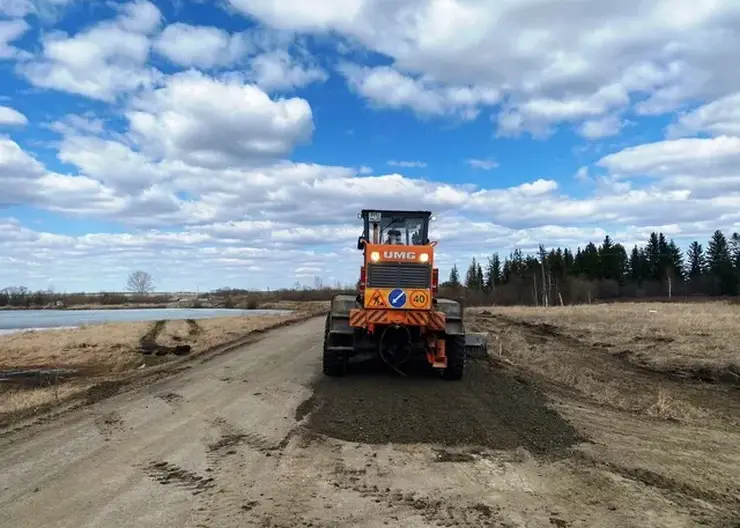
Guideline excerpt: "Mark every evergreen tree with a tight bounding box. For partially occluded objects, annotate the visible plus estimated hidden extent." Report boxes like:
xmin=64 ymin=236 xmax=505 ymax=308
xmin=579 ymin=242 xmax=601 ymax=279
xmin=572 ymin=247 xmax=584 ymax=276
xmin=613 ymin=243 xmax=629 ymax=283
xmin=667 ymin=240 xmax=685 ymax=281
xmin=549 ymin=248 xmax=565 ymax=279
xmin=523 ymin=255 xmax=538 ymax=275
xmin=598 ymin=235 xmax=613 ymax=275
xmin=730 ymin=233 xmax=740 ymax=270
xmin=646 ymin=232 xmax=661 ymax=280
xmin=707 ymin=230 xmax=736 ymax=295
xmin=448 ymin=264 xmax=461 ymax=287
xmin=599 ymin=235 xmax=627 ymax=282
xmin=563 ymin=248 xmax=575 ymax=274
xmin=485 ymin=253 xmax=501 ymax=291
xmin=502 ymin=258 xmax=512 ymax=283
xmin=687 ymin=241 xmax=705 ymax=279
xmin=476 ymin=261 xmax=484 ymax=291
xmin=658 ymin=233 xmax=670 ymax=279
xmin=730 ymin=232 xmax=740 ymax=288
xmin=629 ymin=245 xmax=643 ymax=283
xmin=510 ymin=249 xmax=525 ymax=278
xmin=465 ymin=258 xmax=480 ymax=290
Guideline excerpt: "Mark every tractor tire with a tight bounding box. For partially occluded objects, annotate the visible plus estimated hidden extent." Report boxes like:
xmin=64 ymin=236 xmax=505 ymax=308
xmin=442 ymin=334 xmax=466 ymax=380
xmin=323 ymin=313 xmax=348 ymax=377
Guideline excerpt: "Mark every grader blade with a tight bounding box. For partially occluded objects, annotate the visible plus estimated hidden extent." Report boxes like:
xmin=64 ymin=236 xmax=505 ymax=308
xmin=464 ymin=332 xmax=489 ymax=359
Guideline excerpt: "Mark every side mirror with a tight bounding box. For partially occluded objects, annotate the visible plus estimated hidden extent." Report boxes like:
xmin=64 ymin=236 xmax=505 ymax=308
xmin=357 ymin=237 xmax=366 ymax=250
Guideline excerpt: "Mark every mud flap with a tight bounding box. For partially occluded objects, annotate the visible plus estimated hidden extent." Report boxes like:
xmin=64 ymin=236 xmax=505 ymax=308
xmin=464 ymin=332 xmax=488 ymax=359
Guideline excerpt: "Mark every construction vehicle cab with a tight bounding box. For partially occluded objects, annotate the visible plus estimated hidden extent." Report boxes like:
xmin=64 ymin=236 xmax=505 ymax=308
xmin=323 ymin=209 xmax=486 ymax=379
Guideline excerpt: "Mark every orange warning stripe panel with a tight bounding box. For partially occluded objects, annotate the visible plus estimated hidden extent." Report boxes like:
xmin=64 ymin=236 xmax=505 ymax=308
xmin=406 ymin=310 xmax=428 ymax=327
xmin=429 ymin=311 xmax=446 ymax=331
xmin=350 ymin=309 xmax=434 ymax=328
xmin=349 ymin=309 xmax=365 ymax=328
xmin=366 ymin=310 xmax=388 ymax=324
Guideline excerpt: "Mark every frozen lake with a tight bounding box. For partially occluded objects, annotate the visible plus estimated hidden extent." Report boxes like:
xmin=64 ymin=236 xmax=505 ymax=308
xmin=0 ymin=308 xmax=291 ymax=335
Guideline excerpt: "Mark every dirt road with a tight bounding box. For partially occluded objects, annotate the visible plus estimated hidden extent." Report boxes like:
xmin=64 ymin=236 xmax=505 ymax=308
xmin=0 ymin=316 xmax=735 ymax=527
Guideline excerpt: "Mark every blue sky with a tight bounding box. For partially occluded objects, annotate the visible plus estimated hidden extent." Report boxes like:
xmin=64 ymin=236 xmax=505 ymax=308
xmin=2 ymin=0 xmax=740 ymax=292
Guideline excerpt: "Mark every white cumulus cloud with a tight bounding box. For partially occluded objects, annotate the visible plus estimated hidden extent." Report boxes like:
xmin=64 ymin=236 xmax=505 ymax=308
xmin=17 ymin=0 xmax=162 ymax=101
xmin=388 ymin=160 xmax=427 ymax=168
xmin=0 ymin=19 xmax=30 ymax=60
xmin=466 ymin=159 xmax=498 ymax=170
xmin=153 ymin=23 xmax=251 ymax=68
xmin=5 ymin=0 xmax=740 ymax=290
xmin=125 ymin=69 xmax=314 ymax=169
xmin=667 ymin=92 xmax=740 ymax=138
xmin=0 ymin=106 xmax=27 ymax=126
xmin=227 ymin=0 xmax=740 ymax=134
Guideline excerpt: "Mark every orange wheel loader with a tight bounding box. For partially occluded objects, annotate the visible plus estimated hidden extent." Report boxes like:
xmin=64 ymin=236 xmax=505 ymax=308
xmin=322 ymin=209 xmax=487 ymax=379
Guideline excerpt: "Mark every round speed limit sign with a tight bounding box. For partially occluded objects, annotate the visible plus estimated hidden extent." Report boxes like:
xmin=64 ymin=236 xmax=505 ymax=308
xmin=409 ymin=290 xmax=428 ymax=308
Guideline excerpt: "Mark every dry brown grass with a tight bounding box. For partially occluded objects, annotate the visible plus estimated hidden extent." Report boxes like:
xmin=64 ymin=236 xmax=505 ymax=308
xmin=0 ymin=305 xmax=325 ymax=420
xmin=258 ymin=300 xmax=330 ymax=312
xmin=0 ymin=321 xmax=152 ymax=372
xmin=466 ymin=302 xmax=740 ymax=520
xmin=1 ymin=384 xmax=88 ymax=416
xmin=467 ymin=302 xmax=739 ymax=423
xmin=474 ymin=301 xmax=740 ymax=375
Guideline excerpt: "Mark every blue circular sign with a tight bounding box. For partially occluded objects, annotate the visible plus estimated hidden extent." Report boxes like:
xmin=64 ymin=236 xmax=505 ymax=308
xmin=389 ymin=288 xmax=406 ymax=308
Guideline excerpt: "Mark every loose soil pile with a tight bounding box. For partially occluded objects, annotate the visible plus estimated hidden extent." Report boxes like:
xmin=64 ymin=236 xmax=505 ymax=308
xmin=303 ymin=356 xmax=585 ymax=455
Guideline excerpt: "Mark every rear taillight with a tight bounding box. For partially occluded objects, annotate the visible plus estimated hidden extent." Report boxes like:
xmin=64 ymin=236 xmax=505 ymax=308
xmin=359 ymin=266 xmax=366 ymax=292
xmin=432 ymin=268 xmax=439 ymax=294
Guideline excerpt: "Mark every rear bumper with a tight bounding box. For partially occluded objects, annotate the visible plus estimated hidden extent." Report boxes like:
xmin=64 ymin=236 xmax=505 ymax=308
xmin=349 ymin=308 xmax=446 ymax=331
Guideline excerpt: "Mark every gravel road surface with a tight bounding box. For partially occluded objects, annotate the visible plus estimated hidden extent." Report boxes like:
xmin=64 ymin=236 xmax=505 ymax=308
xmin=0 ymin=316 xmax=715 ymax=527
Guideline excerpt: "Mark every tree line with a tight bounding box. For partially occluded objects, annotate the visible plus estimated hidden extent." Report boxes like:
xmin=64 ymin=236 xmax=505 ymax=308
xmin=440 ymin=229 xmax=740 ymax=305
xmin=0 ymin=271 xmax=162 ymax=308
xmin=5 ymin=231 xmax=740 ymax=309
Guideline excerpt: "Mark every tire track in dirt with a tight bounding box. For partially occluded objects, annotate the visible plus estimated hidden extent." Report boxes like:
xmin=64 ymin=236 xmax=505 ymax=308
xmin=207 ymin=417 xmax=291 ymax=456
xmin=157 ymin=391 xmax=184 ymax=407
xmin=185 ymin=319 xmax=202 ymax=337
xmin=572 ymin=451 xmax=740 ymax=527
xmin=93 ymin=411 xmax=124 ymax=440
xmin=143 ymin=460 xmax=215 ymax=495
xmin=329 ymin=456 xmax=503 ymax=528
xmin=139 ymin=320 xmax=191 ymax=357
xmin=193 ymin=417 xmax=308 ymax=528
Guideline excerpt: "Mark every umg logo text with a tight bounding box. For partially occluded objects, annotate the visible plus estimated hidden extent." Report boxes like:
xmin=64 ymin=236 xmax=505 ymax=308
xmin=383 ymin=251 xmax=416 ymax=259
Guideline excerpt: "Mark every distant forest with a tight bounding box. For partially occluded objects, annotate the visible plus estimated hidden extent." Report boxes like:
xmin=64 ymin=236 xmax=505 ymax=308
xmin=439 ymin=229 xmax=740 ymax=306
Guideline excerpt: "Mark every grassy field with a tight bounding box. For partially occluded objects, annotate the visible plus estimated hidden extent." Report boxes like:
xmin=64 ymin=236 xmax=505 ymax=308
xmin=0 ymin=301 xmax=328 ymax=422
xmin=467 ymin=301 xmax=740 ymax=523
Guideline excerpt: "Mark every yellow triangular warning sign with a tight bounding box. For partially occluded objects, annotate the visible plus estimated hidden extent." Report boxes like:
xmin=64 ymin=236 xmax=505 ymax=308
xmin=369 ymin=290 xmax=387 ymax=308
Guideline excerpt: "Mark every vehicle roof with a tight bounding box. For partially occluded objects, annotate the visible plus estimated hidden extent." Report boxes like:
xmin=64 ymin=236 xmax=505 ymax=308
xmin=360 ymin=209 xmax=432 ymax=216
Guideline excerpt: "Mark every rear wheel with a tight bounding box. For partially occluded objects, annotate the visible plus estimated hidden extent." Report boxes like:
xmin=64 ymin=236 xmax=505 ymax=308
xmin=323 ymin=313 xmax=348 ymax=377
xmin=442 ymin=334 xmax=465 ymax=380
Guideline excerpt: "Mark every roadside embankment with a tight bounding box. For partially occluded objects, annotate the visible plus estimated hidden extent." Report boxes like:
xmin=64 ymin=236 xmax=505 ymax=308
xmin=0 ymin=301 xmax=328 ymax=426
